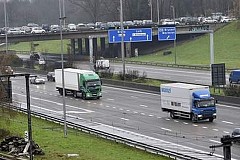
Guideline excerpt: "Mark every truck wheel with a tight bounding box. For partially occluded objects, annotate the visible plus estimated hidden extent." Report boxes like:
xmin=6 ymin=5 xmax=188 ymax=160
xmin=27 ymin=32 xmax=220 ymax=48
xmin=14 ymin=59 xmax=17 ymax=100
xmin=82 ymin=93 xmax=86 ymax=100
xmin=59 ymin=89 xmax=63 ymax=95
xmin=209 ymin=118 xmax=214 ymax=122
xmin=170 ymin=112 xmax=177 ymax=119
xmin=191 ymin=114 xmax=197 ymax=123
xmin=73 ymin=91 xmax=78 ymax=98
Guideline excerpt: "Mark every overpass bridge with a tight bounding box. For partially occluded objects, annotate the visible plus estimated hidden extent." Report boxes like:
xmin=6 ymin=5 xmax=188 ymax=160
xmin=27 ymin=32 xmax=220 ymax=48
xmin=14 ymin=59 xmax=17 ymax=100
xmin=0 ymin=24 xmax=222 ymax=59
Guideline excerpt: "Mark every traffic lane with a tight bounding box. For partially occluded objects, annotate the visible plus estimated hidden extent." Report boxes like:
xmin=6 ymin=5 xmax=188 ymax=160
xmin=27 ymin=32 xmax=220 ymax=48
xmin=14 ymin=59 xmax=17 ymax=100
xmin=12 ymin=84 xmax=240 ymax=158
xmin=12 ymin=79 xmax=239 ymax=137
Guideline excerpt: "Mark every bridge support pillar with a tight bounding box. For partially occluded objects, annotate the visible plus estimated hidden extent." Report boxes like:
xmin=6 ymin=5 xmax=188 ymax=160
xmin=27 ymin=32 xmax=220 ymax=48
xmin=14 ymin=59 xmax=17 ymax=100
xmin=125 ymin=42 xmax=132 ymax=58
xmin=93 ymin=38 xmax=98 ymax=60
xmin=77 ymin=38 xmax=82 ymax=54
xmin=85 ymin=38 xmax=89 ymax=55
xmin=71 ymin=39 xmax=76 ymax=55
xmin=100 ymin=37 xmax=105 ymax=58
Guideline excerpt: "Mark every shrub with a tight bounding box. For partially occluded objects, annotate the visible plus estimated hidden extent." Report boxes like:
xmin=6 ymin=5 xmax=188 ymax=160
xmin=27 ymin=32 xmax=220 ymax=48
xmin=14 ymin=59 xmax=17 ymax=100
xmin=224 ymin=84 xmax=240 ymax=97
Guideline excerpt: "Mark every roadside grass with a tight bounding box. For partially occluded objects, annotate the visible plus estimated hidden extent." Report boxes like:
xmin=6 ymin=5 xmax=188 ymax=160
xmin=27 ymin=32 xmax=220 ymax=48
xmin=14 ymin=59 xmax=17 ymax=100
xmin=6 ymin=40 xmax=71 ymax=53
xmin=0 ymin=108 xmax=171 ymax=160
xmin=128 ymin=22 xmax=240 ymax=69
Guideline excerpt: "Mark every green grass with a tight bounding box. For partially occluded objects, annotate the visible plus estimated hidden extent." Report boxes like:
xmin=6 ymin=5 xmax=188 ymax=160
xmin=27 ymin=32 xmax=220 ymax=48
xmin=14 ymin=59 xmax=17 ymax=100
xmin=0 ymin=108 xmax=171 ymax=160
xmin=128 ymin=22 xmax=240 ymax=69
xmin=6 ymin=40 xmax=71 ymax=53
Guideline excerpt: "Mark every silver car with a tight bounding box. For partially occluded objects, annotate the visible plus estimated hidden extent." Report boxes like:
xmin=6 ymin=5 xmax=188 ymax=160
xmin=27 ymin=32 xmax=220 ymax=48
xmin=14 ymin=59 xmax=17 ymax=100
xmin=30 ymin=76 xmax=45 ymax=84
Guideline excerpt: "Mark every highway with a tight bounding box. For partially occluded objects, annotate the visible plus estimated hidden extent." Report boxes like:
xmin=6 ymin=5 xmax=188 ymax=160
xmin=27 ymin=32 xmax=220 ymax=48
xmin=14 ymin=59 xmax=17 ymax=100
xmin=11 ymin=76 xmax=240 ymax=159
xmin=74 ymin=61 xmax=230 ymax=86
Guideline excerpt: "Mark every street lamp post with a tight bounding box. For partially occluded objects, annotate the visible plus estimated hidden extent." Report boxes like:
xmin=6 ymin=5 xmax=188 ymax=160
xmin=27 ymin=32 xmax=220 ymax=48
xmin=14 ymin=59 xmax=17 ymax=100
xmin=120 ymin=0 xmax=125 ymax=79
xmin=58 ymin=0 xmax=67 ymax=138
xmin=171 ymin=5 xmax=177 ymax=65
xmin=157 ymin=0 xmax=160 ymax=24
xmin=4 ymin=0 xmax=8 ymax=54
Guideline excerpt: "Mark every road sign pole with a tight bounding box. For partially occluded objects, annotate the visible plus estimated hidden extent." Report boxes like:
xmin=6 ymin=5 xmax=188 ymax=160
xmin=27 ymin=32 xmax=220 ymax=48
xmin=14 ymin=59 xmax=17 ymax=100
xmin=120 ymin=0 xmax=125 ymax=80
xmin=210 ymin=31 xmax=214 ymax=65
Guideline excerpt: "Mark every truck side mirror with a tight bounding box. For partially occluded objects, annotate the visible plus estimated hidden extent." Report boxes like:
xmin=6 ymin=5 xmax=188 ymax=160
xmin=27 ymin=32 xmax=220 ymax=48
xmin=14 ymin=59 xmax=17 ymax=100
xmin=215 ymin=100 xmax=218 ymax=103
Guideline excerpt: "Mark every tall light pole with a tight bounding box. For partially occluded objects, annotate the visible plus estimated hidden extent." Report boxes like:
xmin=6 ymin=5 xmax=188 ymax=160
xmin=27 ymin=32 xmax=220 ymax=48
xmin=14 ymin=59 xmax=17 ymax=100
xmin=157 ymin=0 xmax=160 ymax=24
xmin=58 ymin=0 xmax=67 ymax=138
xmin=120 ymin=0 xmax=125 ymax=79
xmin=171 ymin=5 xmax=177 ymax=65
xmin=149 ymin=0 xmax=153 ymax=21
xmin=63 ymin=0 xmax=66 ymax=28
xmin=4 ymin=0 xmax=8 ymax=54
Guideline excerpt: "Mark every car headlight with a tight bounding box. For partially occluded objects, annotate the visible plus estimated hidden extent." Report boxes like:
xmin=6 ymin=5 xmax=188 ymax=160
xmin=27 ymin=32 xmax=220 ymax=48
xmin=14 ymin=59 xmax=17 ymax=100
xmin=86 ymin=93 xmax=90 ymax=97
xmin=213 ymin=113 xmax=217 ymax=116
xmin=198 ymin=115 xmax=203 ymax=118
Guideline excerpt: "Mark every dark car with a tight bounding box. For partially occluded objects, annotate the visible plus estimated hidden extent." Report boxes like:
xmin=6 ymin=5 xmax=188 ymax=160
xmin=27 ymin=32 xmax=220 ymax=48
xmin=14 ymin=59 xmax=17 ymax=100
xmin=232 ymin=128 xmax=240 ymax=143
xmin=47 ymin=72 xmax=55 ymax=82
xmin=42 ymin=24 xmax=50 ymax=32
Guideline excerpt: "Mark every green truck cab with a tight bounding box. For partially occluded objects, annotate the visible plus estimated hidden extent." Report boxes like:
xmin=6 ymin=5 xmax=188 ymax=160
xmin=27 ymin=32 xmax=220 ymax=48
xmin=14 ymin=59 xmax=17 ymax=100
xmin=55 ymin=68 xmax=102 ymax=99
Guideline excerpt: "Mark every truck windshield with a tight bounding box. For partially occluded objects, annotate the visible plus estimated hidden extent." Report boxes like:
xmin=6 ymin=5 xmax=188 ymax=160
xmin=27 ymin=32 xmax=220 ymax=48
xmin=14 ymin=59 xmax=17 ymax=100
xmin=196 ymin=99 xmax=215 ymax=108
xmin=86 ymin=80 xmax=101 ymax=87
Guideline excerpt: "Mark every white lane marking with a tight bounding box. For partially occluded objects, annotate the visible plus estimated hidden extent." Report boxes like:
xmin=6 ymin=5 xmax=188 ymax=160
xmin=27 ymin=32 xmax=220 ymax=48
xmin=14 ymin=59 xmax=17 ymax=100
xmin=218 ymin=104 xmax=240 ymax=110
xmin=103 ymin=86 xmax=159 ymax=96
xmin=93 ymin=103 xmax=97 ymax=105
xmin=119 ymin=108 xmax=123 ymax=111
xmin=223 ymin=131 xmax=230 ymax=134
xmin=106 ymin=105 xmax=110 ymax=108
xmin=157 ymin=117 xmax=162 ymax=119
xmin=70 ymin=98 xmax=73 ymax=100
xmin=222 ymin=121 xmax=234 ymax=125
xmin=213 ymin=129 xmax=219 ymax=131
xmin=202 ymin=126 xmax=208 ymax=129
xmin=133 ymin=111 xmax=138 ymax=114
xmin=49 ymin=94 xmax=53 ymax=96
xmin=140 ymin=113 xmax=145 ymax=115
xmin=113 ymin=107 xmax=116 ymax=109
xmin=107 ymin=98 xmax=114 ymax=101
xmin=13 ymin=93 xmax=94 ymax=113
xmin=161 ymin=128 xmax=172 ymax=132
xmin=165 ymin=118 xmax=170 ymax=121
xmin=126 ymin=110 xmax=130 ymax=112
xmin=174 ymin=120 xmax=179 ymax=123
xmin=131 ymin=96 xmax=138 ymax=98
xmin=87 ymin=101 xmax=91 ymax=104
xmin=140 ymin=104 xmax=148 ymax=108
xmin=183 ymin=122 xmax=188 ymax=125
xmin=193 ymin=124 xmax=198 ymax=127
xmin=121 ymin=118 xmax=129 ymax=121
xmin=209 ymin=139 xmax=221 ymax=144
xmin=149 ymin=115 xmax=154 ymax=117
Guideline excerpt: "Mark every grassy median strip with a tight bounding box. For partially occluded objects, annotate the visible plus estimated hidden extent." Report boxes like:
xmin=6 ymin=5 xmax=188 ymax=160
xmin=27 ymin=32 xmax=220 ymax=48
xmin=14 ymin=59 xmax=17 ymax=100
xmin=0 ymin=108 xmax=171 ymax=160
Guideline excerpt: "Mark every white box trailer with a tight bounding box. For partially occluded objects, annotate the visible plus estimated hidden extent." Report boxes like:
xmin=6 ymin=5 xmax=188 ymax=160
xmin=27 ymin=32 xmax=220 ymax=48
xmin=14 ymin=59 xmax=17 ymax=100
xmin=55 ymin=68 xmax=102 ymax=99
xmin=161 ymin=83 xmax=217 ymax=122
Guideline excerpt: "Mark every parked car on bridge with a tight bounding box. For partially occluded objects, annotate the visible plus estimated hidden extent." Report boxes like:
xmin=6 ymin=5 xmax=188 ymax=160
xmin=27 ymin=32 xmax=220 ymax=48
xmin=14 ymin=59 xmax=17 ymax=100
xmin=7 ymin=28 xmax=25 ymax=35
xmin=220 ymin=17 xmax=231 ymax=23
xmin=203 ymin=17 xmax=218 ymax=23
xmin=68 ymin=24 xmax=77 ymax=31
xmin=31 ymin=27 xmax=46 ymax=34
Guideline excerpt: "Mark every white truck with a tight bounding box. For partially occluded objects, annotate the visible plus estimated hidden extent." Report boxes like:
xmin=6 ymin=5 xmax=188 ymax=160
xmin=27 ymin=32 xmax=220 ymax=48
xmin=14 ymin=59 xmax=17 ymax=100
xmin=95 ymin=59 xmax=110 ymax=70
xmin=160 ymin=83 xmax=217 ymax=122
xmin=55 ymin=68 xmax=102 ymax=99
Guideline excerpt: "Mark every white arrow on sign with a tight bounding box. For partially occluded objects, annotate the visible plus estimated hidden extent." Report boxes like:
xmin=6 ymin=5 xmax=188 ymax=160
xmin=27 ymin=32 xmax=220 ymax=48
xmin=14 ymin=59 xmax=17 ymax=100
xmin=167 ymin=35 xmax=170 ymax=39
xmin=130 ymin=37 xmax=132 ymax=41
xmin=113 ymin=36 xmax=115 ymax=42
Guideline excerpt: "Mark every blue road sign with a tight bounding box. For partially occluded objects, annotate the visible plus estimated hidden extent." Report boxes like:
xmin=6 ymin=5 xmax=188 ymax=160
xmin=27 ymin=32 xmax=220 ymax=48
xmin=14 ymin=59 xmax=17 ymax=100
xmin=108 ymin=28 xmax=152 ymax=43
xmin=158 ymin=27 xmax=176 ymax=41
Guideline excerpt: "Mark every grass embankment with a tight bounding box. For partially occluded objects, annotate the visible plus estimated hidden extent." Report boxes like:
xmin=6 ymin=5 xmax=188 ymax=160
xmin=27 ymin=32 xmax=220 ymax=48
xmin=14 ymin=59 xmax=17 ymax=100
xmin=0 ymin=108 xmax=171 ymax=160
xmin=128 ymin=22 xmax=240 ymax=69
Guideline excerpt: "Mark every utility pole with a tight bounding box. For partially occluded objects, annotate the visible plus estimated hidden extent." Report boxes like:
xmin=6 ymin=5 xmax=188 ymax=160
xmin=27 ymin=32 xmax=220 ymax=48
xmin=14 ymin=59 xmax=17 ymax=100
xmin=4 ymin=0 xmax=8 ymax=54
xmin=59 ymin=0 xmax=67 ymax=138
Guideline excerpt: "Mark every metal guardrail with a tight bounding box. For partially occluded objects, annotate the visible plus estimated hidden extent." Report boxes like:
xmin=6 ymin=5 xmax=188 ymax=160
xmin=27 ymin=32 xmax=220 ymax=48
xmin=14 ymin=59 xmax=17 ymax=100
xmin=110 ymin=59 xmax=235 ymax=72
xmin=3 ymin=103 xmax=222 ymax=160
